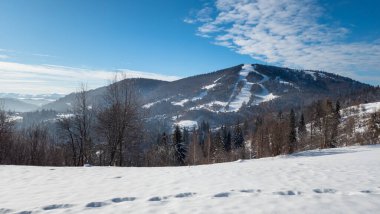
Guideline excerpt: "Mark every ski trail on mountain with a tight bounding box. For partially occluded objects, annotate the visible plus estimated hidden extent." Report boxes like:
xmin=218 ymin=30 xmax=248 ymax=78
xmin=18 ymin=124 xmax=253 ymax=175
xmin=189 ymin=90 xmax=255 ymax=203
xmin=225 ymin=64 xmax=277 ymax=112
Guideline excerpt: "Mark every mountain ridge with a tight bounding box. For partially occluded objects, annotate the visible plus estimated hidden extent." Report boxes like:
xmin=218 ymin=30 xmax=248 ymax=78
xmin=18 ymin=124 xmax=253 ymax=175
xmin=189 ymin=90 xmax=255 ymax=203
xmin=39 ymin=63 xmax=371 ymax=128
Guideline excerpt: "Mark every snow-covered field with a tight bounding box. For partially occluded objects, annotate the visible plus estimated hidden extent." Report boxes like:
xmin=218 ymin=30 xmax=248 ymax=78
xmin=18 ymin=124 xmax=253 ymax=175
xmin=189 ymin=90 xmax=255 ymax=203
xmin=1 ymin=145 xmax=380 ymax=214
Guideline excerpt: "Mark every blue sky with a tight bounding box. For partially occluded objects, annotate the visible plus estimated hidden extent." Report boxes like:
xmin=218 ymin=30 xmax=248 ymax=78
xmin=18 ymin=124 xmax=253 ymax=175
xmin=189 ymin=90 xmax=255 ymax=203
xmin=0 ymin=0 xmax=379 ymax=94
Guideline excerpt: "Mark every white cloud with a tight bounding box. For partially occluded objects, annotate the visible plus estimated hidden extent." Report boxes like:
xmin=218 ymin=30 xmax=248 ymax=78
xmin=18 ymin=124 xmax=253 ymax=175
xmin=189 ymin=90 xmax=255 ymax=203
xmin=0 ymin=61 xmax=180 ymax=94
xmin=187 ymin=0 xmax=380 ymax=84
xmin=0 ymin=54 xmax=9 ymax=59
xmin=184 ymin=6 xmax=214 ymax=24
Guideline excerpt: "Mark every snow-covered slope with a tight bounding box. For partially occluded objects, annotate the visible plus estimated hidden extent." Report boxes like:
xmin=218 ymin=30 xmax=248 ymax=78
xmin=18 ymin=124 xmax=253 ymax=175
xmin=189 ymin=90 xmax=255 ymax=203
xmin=1 ymin=145 xmax=380 ymax=214
xmin=340 ymin=101 xmax=380 ymax=133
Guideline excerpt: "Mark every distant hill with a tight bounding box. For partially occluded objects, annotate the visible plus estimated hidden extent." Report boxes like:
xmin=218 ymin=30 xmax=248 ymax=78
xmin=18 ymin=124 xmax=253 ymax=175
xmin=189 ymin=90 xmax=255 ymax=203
xmin=0 ymin=98 xmax=39 ymax=112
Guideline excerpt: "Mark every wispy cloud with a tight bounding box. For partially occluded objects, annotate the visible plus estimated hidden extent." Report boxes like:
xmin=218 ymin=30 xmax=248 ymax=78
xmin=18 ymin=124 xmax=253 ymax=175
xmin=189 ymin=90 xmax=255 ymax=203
xmin=184 ymin=6 xmax=214 ymax=24
xmin=0 ymin=54 xmax=9 ymax=59
xmin=186 ymin=0 xmax=380 ymax=84
xmin=0 ymin=61 xmax=180 ymax=94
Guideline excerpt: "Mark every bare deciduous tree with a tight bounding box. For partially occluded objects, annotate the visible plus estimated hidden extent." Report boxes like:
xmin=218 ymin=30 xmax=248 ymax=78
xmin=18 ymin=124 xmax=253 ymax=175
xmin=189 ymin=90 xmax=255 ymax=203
xmin=97 ymin=74 xmax=142 ymax=166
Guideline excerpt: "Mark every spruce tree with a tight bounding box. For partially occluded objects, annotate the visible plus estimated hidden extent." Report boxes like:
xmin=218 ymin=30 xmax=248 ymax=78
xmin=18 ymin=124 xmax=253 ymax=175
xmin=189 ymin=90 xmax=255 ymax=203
xmin=298 ymin=113 xmax=307 ymax=150
xmin=299 ymin=113 xmax=306 ymax=134
xmin=288 ymin=109 xmax=297 ymax=154
xmin=212 ymin=131 xmax=224 ymax=163
xmin=173 ymin=125 xmax=186 ymax=165
xmin=233 ymin=122 xmax=244 ymax=149
xmin=183 ymin=128 xmax=190 ymax=145
xmin=330 ymin=100 xmax=341 ymax=146
xmin=227 ymin=131 xmax=232 ymax=152
xmin=221 ymin=126 xmax=231 ymax=152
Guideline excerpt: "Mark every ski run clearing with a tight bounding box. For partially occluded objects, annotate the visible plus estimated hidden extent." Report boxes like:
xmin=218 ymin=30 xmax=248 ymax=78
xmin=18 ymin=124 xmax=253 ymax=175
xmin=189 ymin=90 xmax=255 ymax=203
xmin=225 ymin=64 xmax=278 ymax=112
xmin=1 ymin=145 xmax=380 ymax=214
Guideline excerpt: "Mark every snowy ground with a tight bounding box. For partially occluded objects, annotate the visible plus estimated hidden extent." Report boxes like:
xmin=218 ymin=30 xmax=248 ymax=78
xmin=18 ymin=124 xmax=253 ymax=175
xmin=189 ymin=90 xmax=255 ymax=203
xmin=1 ymin=145 xmax=380 ymax=214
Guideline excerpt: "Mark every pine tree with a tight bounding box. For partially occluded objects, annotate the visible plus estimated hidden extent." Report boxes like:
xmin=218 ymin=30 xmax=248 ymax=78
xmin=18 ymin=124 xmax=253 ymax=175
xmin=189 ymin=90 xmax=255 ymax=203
xmin=221 ymin=126 xmax=231 ymax=152
xmin=298 ymin=113 xmax=307 ymax=150
xmin=331 ymin=100 xmax=341 ymax=146
xmin=212 ymin=131 xmax=224 ymax=163
xmin=183 ymin=128 xmax=190 ymax=145
xmin=233 ymin=122 xmax=244 ymax=149
xmin=288 ymin=109 xmax=297 ymax=154
xmin=227 ymin=131 xmax=232 ymax=151
xmin=233 ymin=122 xmax=245 ymax=159
xmin=299 ymin=113 xmax=306 ymax=134
xmin=173 ymin=125 xmax=186 ymax=166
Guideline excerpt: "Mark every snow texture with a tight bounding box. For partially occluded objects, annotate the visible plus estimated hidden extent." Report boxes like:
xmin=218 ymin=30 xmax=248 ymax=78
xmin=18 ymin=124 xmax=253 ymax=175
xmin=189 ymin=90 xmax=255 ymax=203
xmin=1 ymin=145 xmax=380 ymax=213
xmin=202 ymin=83 xmax=217 ymax=90
xmin=6 ymin=115 xmax=23 ymax=122
xmin=171 ymin=99 xmax=189 ymax=107
xmin=304 ymin=70 xmax=317 ymax=80
xmin=57 ymin=113 xmax=74 ymax=119
xmin=175 ymin=120 xmax=198 ymax=128
xmin=191 ymin=91 xmax=207 ymax=101
xmin=340 ymin=101 xmax=380 ymax=133
xmin=143 ymin=98 xmax=171 ymax=108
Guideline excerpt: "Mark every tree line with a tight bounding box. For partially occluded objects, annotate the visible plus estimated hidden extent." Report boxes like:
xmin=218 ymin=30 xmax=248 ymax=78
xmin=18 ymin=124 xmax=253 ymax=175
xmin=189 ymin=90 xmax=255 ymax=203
xmin=0 ymin=81 xmax=379 ymax=167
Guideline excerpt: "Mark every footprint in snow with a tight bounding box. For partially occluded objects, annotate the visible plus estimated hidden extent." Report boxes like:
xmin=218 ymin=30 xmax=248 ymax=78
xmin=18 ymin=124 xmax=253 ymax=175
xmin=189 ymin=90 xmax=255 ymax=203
xmin=0 ymin=208 xmax=13 ymax=214
xmin=42 ymin=204 xmax=74 ymax=210
xmin=214 ymin=192 xmax=230 ymax=198
xmin=16 ymin=211 xmax=32 ymax=214
xmin=174 ymin=192 xmax=196 ymax=198
xmin=240 ymin=189 xmax=261 ymax=193
xmin=148 ymin=196 xmax=169 ymax=201
xmin=85 ymin=202 xmax=109 ymax=208
xmin=111 ymin=197 xmax=136 ymax=203
xmin=273 ymin=190 xmax=301 ymax=196
xmin=313 ymin=188 xmax=337 ymax=194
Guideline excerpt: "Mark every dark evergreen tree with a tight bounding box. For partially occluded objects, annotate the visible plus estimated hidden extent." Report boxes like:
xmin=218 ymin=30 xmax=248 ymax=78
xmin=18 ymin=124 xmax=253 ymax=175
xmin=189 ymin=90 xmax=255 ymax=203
xmin=173 ymin=125 xmax=186 ymax=165
xmin=183 ymin=128 xmax=190 ymax=145
xmin=299 ymin=113 xmax=306 ymax=134
xmin=212 ymin=131 xmax=225 ymax=162
xmin=226 ymin=130 xmax=232 ymax=151
xmin=161 ymin=132 xmax=168 ymax=146
xmin=221 ymin=125 xmax=232 ymax=152
xmin=335 ymin=100 xmax=341 ymax=119
xmin=330 ymin=100 xmax=341 ymax=146
xmin=233 ymin=122 xmax=244 ymax=149
xmin=288 ymin=109 xmax=297 ymax=154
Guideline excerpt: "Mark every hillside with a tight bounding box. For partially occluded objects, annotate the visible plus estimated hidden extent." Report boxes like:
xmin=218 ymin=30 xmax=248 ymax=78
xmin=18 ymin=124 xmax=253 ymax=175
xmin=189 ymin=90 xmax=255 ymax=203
xmin=1 ymin=145 xmax=379 ymax=213
xmin=41 ymin=63 xmax=371 ymax=128
xmin=0 ymin=98 xmax=39 ymax=112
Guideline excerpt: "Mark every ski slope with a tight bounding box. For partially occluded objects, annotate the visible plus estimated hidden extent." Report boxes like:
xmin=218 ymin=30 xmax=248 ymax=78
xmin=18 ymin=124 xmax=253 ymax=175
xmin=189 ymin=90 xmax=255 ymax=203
xmin=225 ymin=64 xmax=278 ymax=112
xmin=1 ymin=145 xmax=380 ymax=214
xmin=225 ymin=64 xmax=255 ymax=112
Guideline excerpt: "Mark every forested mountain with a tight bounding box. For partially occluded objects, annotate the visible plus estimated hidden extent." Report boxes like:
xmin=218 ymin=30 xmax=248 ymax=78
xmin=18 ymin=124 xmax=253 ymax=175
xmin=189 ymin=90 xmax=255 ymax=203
xmin=41 ymin=63 xmax=371 ymax=128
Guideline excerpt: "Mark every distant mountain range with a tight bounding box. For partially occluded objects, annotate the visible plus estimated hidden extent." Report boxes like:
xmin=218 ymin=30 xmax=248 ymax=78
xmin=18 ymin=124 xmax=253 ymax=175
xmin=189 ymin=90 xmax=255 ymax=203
xmin=38 ymin=63 xmax=370 ymax=128
xmin=0 ymin=93 xmax=64 ymax=112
